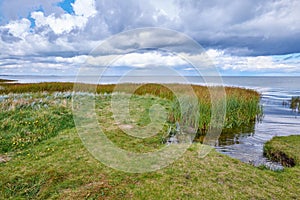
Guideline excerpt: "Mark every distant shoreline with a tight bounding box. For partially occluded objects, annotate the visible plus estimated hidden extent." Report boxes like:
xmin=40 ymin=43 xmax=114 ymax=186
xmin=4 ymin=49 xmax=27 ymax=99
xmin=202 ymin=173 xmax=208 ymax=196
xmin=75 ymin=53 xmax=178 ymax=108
xmin=0 ymin=78 xmax=16 ymax=83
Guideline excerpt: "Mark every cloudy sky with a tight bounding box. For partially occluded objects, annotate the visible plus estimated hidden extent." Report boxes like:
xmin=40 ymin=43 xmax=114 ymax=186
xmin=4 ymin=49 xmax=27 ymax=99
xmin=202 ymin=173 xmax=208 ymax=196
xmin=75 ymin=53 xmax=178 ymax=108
xmin=0 ymin=0 xmax=299 ymax=76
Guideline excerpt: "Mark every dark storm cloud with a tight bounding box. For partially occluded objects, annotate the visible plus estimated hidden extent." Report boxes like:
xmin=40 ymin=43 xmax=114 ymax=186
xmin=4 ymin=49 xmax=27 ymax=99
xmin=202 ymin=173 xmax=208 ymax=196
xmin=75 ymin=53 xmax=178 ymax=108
xmin=2 ymin=0 xmax=299 ymax=57
xmin=175 ymin=0 xmax=300 ymax=56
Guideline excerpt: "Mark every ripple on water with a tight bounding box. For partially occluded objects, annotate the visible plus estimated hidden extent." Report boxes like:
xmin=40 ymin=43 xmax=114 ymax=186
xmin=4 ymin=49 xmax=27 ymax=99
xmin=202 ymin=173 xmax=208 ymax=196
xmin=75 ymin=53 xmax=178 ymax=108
xmin=215 ymin=83 xmax=300 ymax=170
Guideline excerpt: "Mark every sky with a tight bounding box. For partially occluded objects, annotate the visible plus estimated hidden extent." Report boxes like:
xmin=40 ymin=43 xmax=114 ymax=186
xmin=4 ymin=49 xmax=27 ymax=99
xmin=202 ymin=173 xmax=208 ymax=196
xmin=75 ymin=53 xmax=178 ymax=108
xmin=0 ymin=0 xmax=299 ymax=76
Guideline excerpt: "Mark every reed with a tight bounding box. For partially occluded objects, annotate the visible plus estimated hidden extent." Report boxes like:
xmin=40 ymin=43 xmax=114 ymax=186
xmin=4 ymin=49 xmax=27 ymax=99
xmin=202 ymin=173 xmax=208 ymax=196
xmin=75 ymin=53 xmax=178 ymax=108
xmin=290 ymin=96 xmax=300 ymax=112
xmin=0 ymin=82 xmax=261 ymax=131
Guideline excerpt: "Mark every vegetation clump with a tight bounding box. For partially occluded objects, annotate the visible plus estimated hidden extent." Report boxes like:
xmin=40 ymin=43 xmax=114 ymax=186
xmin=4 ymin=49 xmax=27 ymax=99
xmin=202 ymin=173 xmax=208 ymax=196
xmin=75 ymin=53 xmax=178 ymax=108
xmin=290 ymin=96 xmax=300 ymax=112
xmin=0 ymin=93 xmax=74 ymax=153
xmin=264 ymin=135 xmax=300 ymax=167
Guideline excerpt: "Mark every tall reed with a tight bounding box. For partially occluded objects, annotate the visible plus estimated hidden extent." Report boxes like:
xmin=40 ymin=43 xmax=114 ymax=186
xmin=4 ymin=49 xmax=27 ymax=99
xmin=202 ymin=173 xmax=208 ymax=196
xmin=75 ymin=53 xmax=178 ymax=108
xmin=0 ymin=82 xmax=261 ymax=130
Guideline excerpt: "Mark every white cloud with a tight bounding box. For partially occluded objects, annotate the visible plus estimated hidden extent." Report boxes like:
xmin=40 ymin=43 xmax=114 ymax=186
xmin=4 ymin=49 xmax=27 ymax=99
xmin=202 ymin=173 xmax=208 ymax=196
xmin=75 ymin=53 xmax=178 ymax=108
xmin=31 ymin=11 xmax=88 ymax=34
xmin=113 ymin=52 xmax=186 ymax=67
xmin=206 ymin=49 xmax=300 ymax=73
xmin=72 ymin=0 xmax=97 ymax=18
xmin=1 ymin=49 xmax=299 ymax=76
xmin=31 ymin=0 xmax=97 ymax=35
xmin=54 ymin=55 xmax=89 ymax=64
xmin=84 ymin=52 xmax=187 ymax=68
xmin=0 ymin=0 xmax=64 ymax=23
xmin=3 ymin=18 xmax=31 ymax=38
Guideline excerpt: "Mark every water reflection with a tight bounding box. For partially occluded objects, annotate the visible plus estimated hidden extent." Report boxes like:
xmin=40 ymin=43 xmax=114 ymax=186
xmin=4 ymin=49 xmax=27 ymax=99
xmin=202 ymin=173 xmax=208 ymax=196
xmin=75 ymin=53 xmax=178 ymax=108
xmin=194 ymin=123 xmax=256 ymax=146
xmin=217 ymin=125 xmax=255 ymax=146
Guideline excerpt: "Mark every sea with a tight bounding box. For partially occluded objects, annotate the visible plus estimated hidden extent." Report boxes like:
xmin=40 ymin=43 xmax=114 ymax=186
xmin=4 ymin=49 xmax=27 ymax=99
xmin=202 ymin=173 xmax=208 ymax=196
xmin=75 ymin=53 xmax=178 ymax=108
xmin=1 ymin=75 xmax=300 ymax=169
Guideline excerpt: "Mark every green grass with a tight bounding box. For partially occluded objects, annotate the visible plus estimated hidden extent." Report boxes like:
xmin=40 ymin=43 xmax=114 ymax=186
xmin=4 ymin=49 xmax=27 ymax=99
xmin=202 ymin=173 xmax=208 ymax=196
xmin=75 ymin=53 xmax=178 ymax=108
xmin=1 ymin=129 xmax=300 ymax=199
xmin=0 ymin=93 xmax=74 ymax=154
xmin=0 ymin=92 xmax=300 ymax=199
xmin=94 ymin=94 xmax=170 ymax=152
xmin=264 ymin=135 xmax=300 ymax=167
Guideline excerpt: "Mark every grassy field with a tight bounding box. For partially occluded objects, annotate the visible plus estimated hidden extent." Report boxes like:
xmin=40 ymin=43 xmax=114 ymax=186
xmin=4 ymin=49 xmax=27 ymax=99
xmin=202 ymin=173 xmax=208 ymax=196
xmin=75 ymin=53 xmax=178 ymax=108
xmin=1 ymin=82 xmax=299 ymax=199
xmin=264 ymin=135 xmax=300 ymax=167
xmin=0 ymin=91 xmax=299 ymax=199
xmin=1 ymin=129 xmax=300 ymax=199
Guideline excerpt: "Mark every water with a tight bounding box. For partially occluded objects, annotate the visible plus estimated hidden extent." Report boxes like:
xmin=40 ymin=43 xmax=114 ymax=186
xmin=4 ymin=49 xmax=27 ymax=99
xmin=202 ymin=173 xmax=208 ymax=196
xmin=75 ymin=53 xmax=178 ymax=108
xmin=215 ymin=77 xmax=300 ymax=169
xmin=1 ymin=75 xmax=300 ymax=169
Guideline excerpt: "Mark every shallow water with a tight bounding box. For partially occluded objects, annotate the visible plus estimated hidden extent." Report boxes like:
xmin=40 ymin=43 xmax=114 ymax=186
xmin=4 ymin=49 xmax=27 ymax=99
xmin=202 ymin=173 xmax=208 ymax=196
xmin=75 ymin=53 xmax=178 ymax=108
xmin=215 ymin=77 xmax=300 ymax=169
xmin=1 ymin=75 xmax=300 ymax=168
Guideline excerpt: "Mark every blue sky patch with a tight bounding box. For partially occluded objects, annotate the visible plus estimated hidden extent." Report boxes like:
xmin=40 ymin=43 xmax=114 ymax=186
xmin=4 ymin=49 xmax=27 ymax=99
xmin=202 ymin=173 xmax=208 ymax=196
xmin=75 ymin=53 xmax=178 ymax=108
xmin=57 ymin=0 xmax=75 ymax=14
xmin=27 ymin=6 xmax=44 ymax=29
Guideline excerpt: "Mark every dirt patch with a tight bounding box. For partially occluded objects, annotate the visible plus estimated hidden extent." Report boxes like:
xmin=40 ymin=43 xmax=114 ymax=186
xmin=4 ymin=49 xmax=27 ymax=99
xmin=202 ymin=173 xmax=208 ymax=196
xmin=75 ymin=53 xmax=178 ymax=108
xmin=0 ymin=155 xmax=11 ymax=163
xmin=118 ymin=124 xmax=134 ymax=130
xmin=264 ymin=150 xmax=295 ymax=167
xmin=61 ymin=175 xmax=112 ymax=199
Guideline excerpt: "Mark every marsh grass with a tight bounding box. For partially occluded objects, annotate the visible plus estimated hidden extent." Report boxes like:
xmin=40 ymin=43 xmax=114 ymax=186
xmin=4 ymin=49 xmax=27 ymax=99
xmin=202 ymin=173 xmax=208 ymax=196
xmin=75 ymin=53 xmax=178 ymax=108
xmin=0 ymin=82 xmax=262 ymax=132
xmin=0 ymin=82 xmax=262 ymax=155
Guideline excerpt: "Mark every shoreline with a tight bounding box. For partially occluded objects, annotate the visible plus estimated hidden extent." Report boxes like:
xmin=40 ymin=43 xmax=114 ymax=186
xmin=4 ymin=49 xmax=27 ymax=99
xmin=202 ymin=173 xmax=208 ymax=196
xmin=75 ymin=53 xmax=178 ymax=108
xmin=0 ymin=78 xmax=16 ymax=83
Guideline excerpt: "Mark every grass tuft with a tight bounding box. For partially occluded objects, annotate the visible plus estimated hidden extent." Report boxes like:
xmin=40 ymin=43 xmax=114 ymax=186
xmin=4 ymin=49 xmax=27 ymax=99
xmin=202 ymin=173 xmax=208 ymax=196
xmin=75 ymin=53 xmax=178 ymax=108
xmin=264 ymin=135 xmax=300 ymax=167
